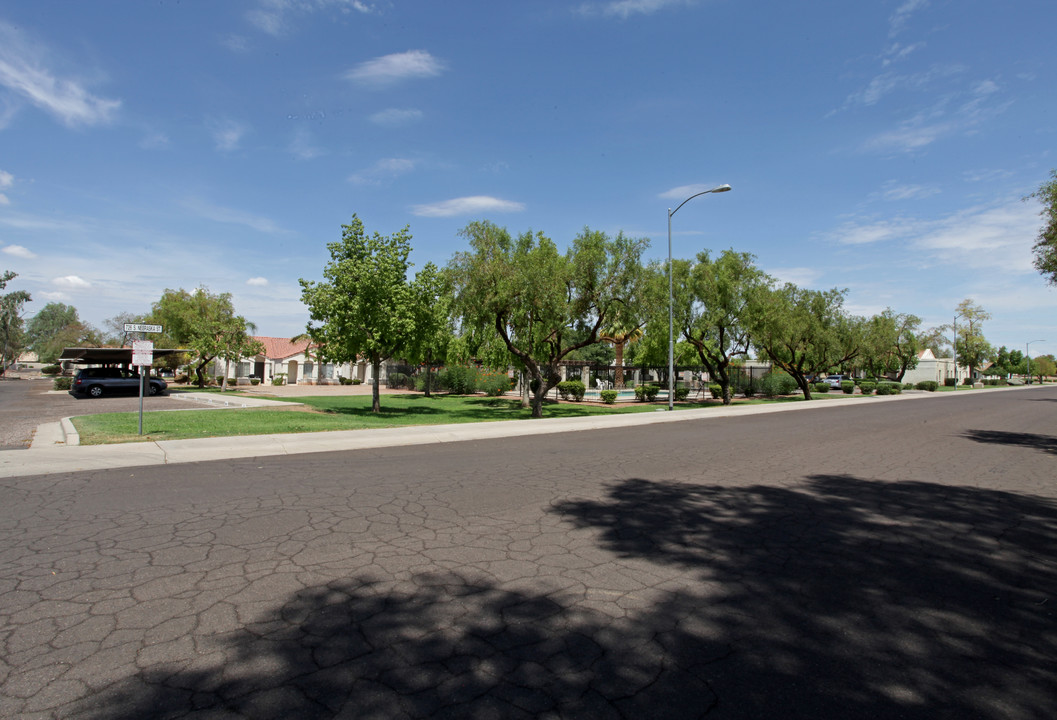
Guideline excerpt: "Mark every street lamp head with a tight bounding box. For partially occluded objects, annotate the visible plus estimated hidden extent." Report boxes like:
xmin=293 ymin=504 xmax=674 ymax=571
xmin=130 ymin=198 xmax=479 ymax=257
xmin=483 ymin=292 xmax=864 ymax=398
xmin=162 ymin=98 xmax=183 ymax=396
xmin=710 ymin=184 xmax=732 ymax=193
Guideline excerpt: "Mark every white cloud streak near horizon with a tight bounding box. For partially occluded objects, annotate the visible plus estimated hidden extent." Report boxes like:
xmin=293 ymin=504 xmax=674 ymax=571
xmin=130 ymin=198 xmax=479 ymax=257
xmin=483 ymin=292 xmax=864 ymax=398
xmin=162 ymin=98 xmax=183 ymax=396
xmin=345 ymin=50 xmax=445 ymax=86
xmin=411 ymin=196 xmax=525 ymax=218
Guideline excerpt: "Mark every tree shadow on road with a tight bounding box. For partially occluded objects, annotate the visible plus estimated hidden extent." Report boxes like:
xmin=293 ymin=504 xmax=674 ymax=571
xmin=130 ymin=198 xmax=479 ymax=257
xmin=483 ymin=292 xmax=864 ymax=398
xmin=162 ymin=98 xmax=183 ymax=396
xmin=963 ymin=428 xmax=1057 ymax=455
xmin=70 ymin=475 xmax=1057 ymax=720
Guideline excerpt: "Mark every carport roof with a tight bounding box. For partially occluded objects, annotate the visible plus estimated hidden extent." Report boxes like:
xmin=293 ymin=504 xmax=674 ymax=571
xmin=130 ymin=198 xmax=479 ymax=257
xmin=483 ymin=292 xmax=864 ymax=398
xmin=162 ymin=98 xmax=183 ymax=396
xmin=58 ymin=347 xmax=189 ymax=365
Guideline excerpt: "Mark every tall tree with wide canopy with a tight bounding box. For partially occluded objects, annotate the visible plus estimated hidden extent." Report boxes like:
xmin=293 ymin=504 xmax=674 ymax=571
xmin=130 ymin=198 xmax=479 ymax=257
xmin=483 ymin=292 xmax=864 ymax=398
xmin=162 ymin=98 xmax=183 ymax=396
xmin=1027 ymin=169 xmax=1057 ymax=285
xmin=405 ymin=262 xmax=455 ymax=398
xmin=673 ymin=249 xmax=770 ymax=404
xmin=954 ymin=298 xmax=993 ymax=380
xmin=449 ymin=222 xmax=648 ymax=418
xmin=300 ymin=215 xmax=417 ymax=413
xmin=1 ymin=270 xmax=31 ymax=374
xmin=25 ymin=302 xmax=103 ymax=363
xmin=749 ymin=284 xmax=862 ymax=400
xmin=859 ymin=309 xmax=921 ymax=381
xmin=151 ymin=287 xmax=262 ymax=388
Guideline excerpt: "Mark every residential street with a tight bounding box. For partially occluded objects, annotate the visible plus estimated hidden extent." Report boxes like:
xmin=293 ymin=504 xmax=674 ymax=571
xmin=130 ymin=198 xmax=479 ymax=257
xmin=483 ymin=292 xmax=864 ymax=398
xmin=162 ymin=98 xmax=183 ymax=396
xmin=1 ymin=387 xmax=1055 ymax=718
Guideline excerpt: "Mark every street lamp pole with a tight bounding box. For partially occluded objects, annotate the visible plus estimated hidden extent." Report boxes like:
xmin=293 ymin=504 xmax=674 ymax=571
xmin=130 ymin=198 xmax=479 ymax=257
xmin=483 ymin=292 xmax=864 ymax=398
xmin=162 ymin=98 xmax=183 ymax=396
xmin=668 ymin=184 xmax=731 ymax=410
xmin=952 ymin=312 xmax=964 ymax=386
xmin=1026 ymin=339 xmax=1045 ymax=383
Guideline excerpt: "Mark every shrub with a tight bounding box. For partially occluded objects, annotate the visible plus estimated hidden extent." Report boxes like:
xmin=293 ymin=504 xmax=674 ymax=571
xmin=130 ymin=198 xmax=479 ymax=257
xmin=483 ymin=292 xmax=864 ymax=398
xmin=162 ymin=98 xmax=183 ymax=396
xmin=387 ymin=372 xmax=407 ymax=389
xmin=479 ymin=371 xmax=511 ymax=397
xmin=859 ymin=381 xmax=876 ymax=395
xmin=760 ymin=372 xmax=797 ymax=398
xmin=813 ymin=382 xmax=830 ymax=393
xmin=175 ymin=373 xmax=190 ymax=384
xmin=634 ymin=384 xmax=660 ymax=402
xmin=416 ymin=373 xmax=442 ymax=393
xmin=272 ymin=373 xmax=286 ymax=386
xmin=351 ymin=378 xmax=362 ymax=385
xmin=944 ymin=377 xmax=957 ymax=387
xmin=962 ymin=377 xmax=973 ymax=385
xmin=53 ymin=376 xmax=73 ymax=390
xmin=915 ymin=380 xmax=939 ymax=392
xmin=673 ymin=387 xmax=690 ymax=401
xmin=600 ymin=389 xmax=618 ymax=404
xmin=876 ymin=382 xmax=897 ymax=395
xmin=708 ymin=383 xmax=723 ymax=399
xmin=841 ymin=380 xmax=855 ymax=394
xmin=903 ymin=383 xmax=914 ymax=390
xmin=41 ymin=365 xmax=61 ymax=375
xmin=557 ymin=380 xmax=586 ymax=401
xmin=250 ymin=378 xmax=261 ymax=385
xmin=439 ymin=365 xmax=478 ymax=395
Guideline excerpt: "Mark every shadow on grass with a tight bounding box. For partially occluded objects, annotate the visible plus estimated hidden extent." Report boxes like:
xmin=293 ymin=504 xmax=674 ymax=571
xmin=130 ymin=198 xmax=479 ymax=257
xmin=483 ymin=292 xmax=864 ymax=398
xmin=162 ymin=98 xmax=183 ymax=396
xmin=73 ymin=474 xmax=1057 ymax=720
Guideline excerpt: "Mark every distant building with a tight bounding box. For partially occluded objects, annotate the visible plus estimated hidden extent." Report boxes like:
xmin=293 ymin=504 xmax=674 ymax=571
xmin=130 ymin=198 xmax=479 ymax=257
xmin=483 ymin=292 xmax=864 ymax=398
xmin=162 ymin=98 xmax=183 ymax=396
xmin=901 ymin=348 xmax=967 ymax=385
xmin=211 ymin=336 xmax=385 ymax=385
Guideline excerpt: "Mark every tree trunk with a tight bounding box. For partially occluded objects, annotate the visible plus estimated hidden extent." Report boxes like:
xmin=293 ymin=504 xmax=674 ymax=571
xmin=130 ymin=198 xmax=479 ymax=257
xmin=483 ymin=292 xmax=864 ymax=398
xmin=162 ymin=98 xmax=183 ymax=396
xmin=520 ymin=370 xmax=530 ymax=409
xmin=424 ymin=364 xmax=433 ymax=398
xmin=371 ymin=358 xmax=381 ymax=412
xmin=614 ymin=342 xmax=625 ymax=389
xmin=222 ymin=358 xmax=230 ymax=392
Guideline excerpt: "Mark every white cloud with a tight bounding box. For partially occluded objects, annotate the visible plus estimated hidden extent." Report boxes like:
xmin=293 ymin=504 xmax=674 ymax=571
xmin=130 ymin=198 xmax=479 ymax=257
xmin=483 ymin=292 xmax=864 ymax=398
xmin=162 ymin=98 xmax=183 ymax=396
xmin=912 ymin=199 xmax=1039 ymax=273
xmin=345 ymin=50 xmax=445 ymax=86
xmin=831 ymin=221 xmax=907 ymax=246
xmin=54 ymin=275 xmax=91 ymax=289
xmin=844 ymin=64 xmax=964 ymax=108
xmin=247 ymin=0 xmax=375 ymax=36
xmin=2 ymin=244 xmax=35 ymax=259
xmin=289 ymin=127 xmax=322 ymax=160
xmin=881 ymin=182 xmax=940 ymax=201
xmin=348 ymin=157 xmax=417 ymax=185
xmin=0 ymin=21 xmax=120 ymax=127
xmin=659 ymin=183 xmax=732 ymax=201
xmin=247 ymin=277 xmax=269 ymax=287
xmin=578 ymin=0 xmax=694 ymax=19
xmin=182 ymin=198 xmax=288 ymax=234
xmin=411 ymin=196 xmax=525 ymax=218
xmin=768 ymin=267 xmax=823 ymax=288
xmin=0 ymin=168 xmax=10 ymax=204
xmin=889 ymin=0 xmax=928 ymax=37
xmin=881 ymin=42 xmax=924 ymax=67
xmin=369 ymin=107 xmax=423 ymax=126
xmin=38 ymin=291 xmax=68 ymax=302
xmin=207 ymin=117 xmax=247 ymax=151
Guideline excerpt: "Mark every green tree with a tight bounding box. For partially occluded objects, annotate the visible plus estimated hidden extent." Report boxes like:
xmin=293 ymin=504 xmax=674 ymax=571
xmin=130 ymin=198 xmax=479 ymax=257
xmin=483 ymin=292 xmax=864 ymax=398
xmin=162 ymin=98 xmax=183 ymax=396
xmin=674 ymin=249 xmax=770 ymax=404
xmin=25 ymin=302 xmax=102 ymax=363
xmin=859 ymin=309 xmax=921 ymax=381
xmin=405 ymin=262 xmax=455 ymax=398
xmin=151 ymin=287 xmax=262 ymax=388
xmin=300 ymin=215 xmax=418 ymax=413
xmin=1027 ymin=169 xmax=1057 ymax=285
xmin=954 ymin=299 xmax=993 ymax=379
xmin=918 ymin=326 xmax=950 ymax=358
xmin=749 ymin=284 xmax=862 ymax=400
xmin=1 ymin=271 xmax=31 ymax=374
xmin=449 ymin=222 xmax=647 ymax=418
xmin=1031 ymin=354 xmax=1056 ymax=382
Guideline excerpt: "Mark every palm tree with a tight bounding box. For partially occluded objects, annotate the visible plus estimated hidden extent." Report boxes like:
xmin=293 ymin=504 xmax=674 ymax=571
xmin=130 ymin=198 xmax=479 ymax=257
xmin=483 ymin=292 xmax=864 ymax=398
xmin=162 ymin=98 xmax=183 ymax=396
xmin=599 ymin=324 xmax=644 ymax=389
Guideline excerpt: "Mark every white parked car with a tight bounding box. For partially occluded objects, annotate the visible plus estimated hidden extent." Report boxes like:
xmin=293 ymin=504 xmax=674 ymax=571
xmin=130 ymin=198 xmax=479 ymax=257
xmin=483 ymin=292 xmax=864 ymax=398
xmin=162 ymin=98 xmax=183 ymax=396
xmin=824 ymin=374 xmax=845 ymax=388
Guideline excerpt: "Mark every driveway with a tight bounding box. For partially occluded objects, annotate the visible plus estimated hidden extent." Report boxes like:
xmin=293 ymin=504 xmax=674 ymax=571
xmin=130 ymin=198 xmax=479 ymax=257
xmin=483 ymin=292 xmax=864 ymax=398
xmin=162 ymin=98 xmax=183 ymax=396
xmin=0 ymin=379 xmax=217 ymax=450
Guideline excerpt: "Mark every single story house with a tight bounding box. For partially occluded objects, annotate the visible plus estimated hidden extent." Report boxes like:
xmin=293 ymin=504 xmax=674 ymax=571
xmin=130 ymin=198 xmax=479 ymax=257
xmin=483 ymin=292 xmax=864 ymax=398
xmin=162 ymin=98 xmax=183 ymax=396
xmin=214 ymin=337 xmax=387 ymax=386
xmin=902 ymin=348 xmax=969 ymax=386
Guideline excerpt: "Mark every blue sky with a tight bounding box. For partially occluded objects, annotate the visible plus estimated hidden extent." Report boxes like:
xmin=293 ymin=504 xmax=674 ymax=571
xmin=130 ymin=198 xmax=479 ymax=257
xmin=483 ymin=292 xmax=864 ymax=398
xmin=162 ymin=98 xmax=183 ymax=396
xmin=0 ymin=0 xmax=1053 ymax=356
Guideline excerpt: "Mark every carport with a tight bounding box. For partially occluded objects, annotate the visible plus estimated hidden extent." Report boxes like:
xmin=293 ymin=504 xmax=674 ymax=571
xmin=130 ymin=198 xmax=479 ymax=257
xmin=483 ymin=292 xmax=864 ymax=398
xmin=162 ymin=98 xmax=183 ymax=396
xmin=58 ymin=347 xmax=188 ymax=369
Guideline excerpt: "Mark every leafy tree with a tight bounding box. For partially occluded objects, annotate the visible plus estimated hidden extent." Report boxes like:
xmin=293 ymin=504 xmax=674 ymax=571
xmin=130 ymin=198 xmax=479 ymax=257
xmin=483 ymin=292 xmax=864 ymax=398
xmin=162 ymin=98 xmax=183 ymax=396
xmin=405 ymin=263 xmax=455 ymax=398
xmin=749 ymin=284 xmax=862 ymax=400
xmin=449 ymin=222 xmax=647 ymax=418
xmin=300 ymin=215 xmax=418 ymax=413
xmin=954 ymin=299 xmax=993 ymax=379
xmin=25 ymin=302 xmax=103 ymax=363
xmin=151 ymin=287 xmax=262 ymax=388
xmin=673 ymin=249 xmax=770 ymax=404
xmin=1030 ymin=354 xmax=1055 ymax=383
xmin=918 ymin=326 xmax=950 ymax=358
xmin=1027 ymin=169 xmax=1057 ymax=285
xmin=1 ymin=270 xmax=31 ymax=374
xmin=859 ymin=309 xmax=921 ymax=381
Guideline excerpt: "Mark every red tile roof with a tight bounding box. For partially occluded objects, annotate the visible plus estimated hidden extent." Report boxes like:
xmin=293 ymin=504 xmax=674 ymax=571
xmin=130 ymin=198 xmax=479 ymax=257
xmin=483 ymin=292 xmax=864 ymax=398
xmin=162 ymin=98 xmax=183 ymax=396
xmin=252 ymin=336 xmax=315 ymax=360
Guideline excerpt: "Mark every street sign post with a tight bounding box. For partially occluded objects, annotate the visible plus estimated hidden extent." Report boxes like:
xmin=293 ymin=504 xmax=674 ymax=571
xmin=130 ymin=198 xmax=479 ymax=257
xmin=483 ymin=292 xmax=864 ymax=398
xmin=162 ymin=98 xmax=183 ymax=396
xmin=124 ymin=323 xmax=163 ymax=334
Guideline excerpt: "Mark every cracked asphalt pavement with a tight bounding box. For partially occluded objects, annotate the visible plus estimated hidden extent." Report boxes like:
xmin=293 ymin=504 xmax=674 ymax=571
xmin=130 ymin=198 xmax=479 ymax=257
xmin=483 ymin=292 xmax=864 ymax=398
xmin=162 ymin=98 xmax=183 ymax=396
xmin=1 ymin=387 xmax=1055 ymax=718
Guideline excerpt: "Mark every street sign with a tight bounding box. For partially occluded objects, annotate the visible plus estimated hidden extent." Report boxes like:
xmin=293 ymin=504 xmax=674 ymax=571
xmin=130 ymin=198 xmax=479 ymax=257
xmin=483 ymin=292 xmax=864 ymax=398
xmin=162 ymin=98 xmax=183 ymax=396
xmin=124 ymin=323 xmax=163 ymax=334
xmin=132 ymin=340 xmax=154 ymax=366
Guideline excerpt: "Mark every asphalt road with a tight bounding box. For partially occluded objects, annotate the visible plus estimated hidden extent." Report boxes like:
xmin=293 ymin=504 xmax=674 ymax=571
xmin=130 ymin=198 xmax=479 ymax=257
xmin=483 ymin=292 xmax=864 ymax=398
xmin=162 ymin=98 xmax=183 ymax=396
xmin=1 ymin=387 xmax=1055 ymax=718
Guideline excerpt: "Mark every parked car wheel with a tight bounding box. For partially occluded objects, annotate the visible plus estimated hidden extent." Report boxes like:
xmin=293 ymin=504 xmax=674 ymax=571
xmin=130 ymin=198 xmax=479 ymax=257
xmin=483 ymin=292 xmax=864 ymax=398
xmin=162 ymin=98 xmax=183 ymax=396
xmin=148 ymin=383 xmax=161 ymax=396
xmin=88 ymin=385 xmax=104 ymax=398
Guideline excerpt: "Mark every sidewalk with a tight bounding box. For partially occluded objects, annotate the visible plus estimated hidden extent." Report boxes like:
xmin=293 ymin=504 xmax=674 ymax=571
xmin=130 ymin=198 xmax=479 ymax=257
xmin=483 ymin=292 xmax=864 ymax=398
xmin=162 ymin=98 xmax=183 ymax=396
xmin=1 ymin=391 xmax=933 ymax=478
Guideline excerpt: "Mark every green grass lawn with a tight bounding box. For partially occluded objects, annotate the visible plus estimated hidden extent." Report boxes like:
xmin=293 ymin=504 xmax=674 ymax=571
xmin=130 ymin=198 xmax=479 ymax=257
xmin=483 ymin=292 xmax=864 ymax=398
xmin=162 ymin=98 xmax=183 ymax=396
xmin=71 ymin=393 xmax=712 ymax=445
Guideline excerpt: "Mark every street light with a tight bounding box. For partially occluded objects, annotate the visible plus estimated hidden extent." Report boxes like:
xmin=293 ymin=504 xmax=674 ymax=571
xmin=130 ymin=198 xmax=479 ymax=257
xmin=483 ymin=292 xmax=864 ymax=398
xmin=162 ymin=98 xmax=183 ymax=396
xmin=668 ymin=183 xmax=732 ymax=410
xmin=1026 ymin=339 xmax=1045 ymax=384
